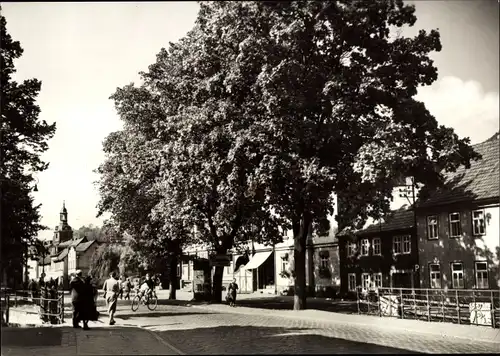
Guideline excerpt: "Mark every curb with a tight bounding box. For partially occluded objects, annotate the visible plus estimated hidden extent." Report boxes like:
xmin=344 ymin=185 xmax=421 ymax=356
xmin=189 ymin=303 xmax=500 ymax=345
xmin=143 ymin=327 xmax=186 ymax=355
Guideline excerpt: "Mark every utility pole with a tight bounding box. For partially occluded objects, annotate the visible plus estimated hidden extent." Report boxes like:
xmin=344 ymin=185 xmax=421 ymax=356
xmin=398 ymin=176 xmax=417 ymax=289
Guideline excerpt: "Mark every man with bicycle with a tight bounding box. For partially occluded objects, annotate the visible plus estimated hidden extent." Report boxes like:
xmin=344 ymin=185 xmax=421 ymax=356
xmin=138 ymin=273 xmax=155 ymax=304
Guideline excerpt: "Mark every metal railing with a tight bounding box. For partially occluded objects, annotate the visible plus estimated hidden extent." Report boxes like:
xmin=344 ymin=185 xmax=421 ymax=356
xmin=5 ymin=289 xmax=65 ymax=324
xmin=356 ymin=287 xmax=500 ymax=328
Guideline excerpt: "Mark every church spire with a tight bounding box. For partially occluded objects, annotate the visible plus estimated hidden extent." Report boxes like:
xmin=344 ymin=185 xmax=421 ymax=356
xmin=60 ymin=201 xmax=68 ymax=224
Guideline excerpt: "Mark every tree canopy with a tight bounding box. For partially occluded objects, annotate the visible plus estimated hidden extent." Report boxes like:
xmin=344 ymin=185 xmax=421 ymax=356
xmin=0 ymin=9 xmax=56 ymax=287
xmin=97 ymin=0 xmax=480 ymax=309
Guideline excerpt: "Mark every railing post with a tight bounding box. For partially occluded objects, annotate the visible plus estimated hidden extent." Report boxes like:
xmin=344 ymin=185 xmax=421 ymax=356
xmin=413 ymin=289 xmax=417 ymax=319
xmin=6 ymin=294 xmax=9 ymax=325
xmin=61 ymin=291 xmax=65 ymax=324
xmin=378 ymin=289 xmax=382 ymax=318
xmin=389 ymin=290 xmax=392 ymax=317
xmin=426 ymin=289 xmax=430 ymax=322
xmin=441 ymin=290 xmax=445 ymax=322
xmin=490 ymin=290 xmax=495 ymax=329
xmin=473 ymin=290 xmax=477 ymax=326
xmin=356 ymin=287 xmax=360 ymax=315
xmin=400 ymin=289 xmax=404 ymax=319
xmin=456 ymin=290 xmax=460 ymax=324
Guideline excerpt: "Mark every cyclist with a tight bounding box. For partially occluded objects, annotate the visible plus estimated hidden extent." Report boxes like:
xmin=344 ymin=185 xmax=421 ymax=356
xmin=138 ymin=273 xmax=156 ymax=304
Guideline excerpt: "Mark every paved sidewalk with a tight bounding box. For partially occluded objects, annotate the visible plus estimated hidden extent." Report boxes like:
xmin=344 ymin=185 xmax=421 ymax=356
xmin=189 ymin=302 xmax=500 ymax=344
xmin=1 ymin=325 xmax=182 ymax=356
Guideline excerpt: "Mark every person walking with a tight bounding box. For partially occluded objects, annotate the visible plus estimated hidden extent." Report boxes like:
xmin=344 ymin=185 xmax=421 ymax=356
xmin=70 ymin=270 xmax=85 ymax=328
xmin=118 ymin=274 xmax=125 ymax=300
xmin=103 ymin=271 xmax=120 ymax=325
xmin=123 ymin=277 xmax=132 ymax=301
xmin=80 ymin=275 xmax=99 ymax=330
xmin=227 ymin=278 xmax=239 ymax=307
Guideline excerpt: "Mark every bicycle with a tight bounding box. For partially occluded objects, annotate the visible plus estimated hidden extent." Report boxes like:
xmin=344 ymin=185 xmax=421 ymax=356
xmin=131 ymin=289 xmax=158 ymax=312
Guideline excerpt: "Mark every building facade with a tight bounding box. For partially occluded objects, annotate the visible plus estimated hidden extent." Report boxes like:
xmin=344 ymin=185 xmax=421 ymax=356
xmin=416 ymin=135 xmax=500 ymax=290
xmin=337 ymin=206 xmax=418 ymax=296
xmin=179 ymin=212 xmax=340 ymax=296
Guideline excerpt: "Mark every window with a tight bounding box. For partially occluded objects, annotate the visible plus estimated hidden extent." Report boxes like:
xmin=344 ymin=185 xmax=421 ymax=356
xmin=451 ymin=262 xmax=464 ymax=289
xmin=429 ymin=264 xmax=441 ymax=289
xmin=347 ymin=242 xmax=356 ymax=257
xmin=348 ymin=273 xmax=356 ymax=292
xmin=361 ymin=273 xmax=371 ymax=290
xmin=281 ymin=260 xmax=287 ymax=272
xmin=373 ymin=273 xmax=382 ymax=289
xmin=360 ymin=239 xmax=369 ymax=256
xmin=427 ymin=215 xmax=438 ymax=239
xmin=475 ymin=262 xmax=488 ymax=289
xmin=320 ymin=255 xmax=329 ymax=268
xmin=472 ymin=210 xmax=486 ymax=236
xmin=281 ymin=253 xmax=289 ymax=272
xmin=402 ymin=235 xmax=411 ymax=254
xmin=372 ymin=238 xmax=381 ymax=256
xmin=449 ymin=212 xmax=462 ymax=238
xmin=393 ymin=236 xmax=402 ymax=254
xmin=176 ymin=263 xmax=182 ymax=277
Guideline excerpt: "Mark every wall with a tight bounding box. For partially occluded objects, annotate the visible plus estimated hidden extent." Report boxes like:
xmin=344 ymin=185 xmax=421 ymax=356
xmin=339 ymin=228 xmax=418 ymax=294
xmin=312 ymin=245 xmax=340 ymax=294
xmin=68 ymin=248 xmax=77 ymax=275
xmin=77 ymin=244 xmax=98 ymax=275
xmin=418 ymin=202 xmax=500 ymax=289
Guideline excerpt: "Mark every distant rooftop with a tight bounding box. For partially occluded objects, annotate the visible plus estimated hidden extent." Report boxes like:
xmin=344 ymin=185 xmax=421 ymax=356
xmin=417 ymin=134 xmax=499 ymax=208
xmin=337 ymin=206 xmax=414 ymax=237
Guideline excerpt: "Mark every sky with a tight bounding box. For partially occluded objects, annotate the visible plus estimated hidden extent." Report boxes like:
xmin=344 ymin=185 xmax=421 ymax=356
xmin=2 ymin=1 xmax=499 ymax=241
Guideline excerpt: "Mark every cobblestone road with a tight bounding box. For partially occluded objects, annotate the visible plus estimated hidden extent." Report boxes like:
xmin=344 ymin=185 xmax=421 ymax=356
xmin=110 ymin=305 xmax=500 ymax=354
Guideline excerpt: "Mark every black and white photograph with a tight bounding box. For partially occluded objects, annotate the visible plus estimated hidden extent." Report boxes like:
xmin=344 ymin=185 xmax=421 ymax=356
xmin=1 ymin=1 xmax=499 ymax=354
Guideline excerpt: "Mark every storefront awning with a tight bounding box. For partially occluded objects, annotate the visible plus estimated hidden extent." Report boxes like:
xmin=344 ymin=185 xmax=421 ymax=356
xmin=243 ymin=250 xmax=272 ymax=270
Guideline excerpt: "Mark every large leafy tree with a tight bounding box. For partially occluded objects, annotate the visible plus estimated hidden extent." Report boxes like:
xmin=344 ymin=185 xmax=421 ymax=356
xmin=96 ymin=111 xmax=193 ymax=299
xmin=100 ymin=24 xmax=285 ymax=302
xmin=190 ymin=1 xmax=479 ymax=309
xmin=0 ymin=9 xmax=56 ymax=287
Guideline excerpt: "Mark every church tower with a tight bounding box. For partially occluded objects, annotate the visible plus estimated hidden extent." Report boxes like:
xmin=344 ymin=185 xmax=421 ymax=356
xmin=53 ymin=201 xmax=73 ymax=248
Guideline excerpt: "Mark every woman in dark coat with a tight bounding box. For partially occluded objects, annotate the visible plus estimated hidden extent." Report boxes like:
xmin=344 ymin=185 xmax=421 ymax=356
xmin=81 ymin=276 xmax=99 ymax=329
xmin=227 ymin=278 xmax=239 ymax=307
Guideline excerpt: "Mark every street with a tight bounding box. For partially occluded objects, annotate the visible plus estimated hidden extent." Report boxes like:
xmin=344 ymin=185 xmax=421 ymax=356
xmin=3 ymin=290 xmax=500 ymax=354
xmin=116 ymin=304 xmax=500 ymax=354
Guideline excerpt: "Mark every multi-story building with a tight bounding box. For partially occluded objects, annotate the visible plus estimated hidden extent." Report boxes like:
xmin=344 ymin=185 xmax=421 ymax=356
xmin=179 ymin=205 xmax=340 ymax=297
xmin=416 ymin=134 xmax=499 ymax=290
xmin=337 ymin=206 xmax=418 ymax=295
xmin=67 ymin=240 xmax=98 ymax=278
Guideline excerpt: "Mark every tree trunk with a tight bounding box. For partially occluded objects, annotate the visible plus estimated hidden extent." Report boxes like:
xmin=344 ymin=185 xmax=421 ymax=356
xmin=293 ymin=215 xmax=310 ymax=310
xmin=168 ymin=255 xmax=178 ymax=300
xmin=211 ymin=265 xmax=224 ymax=303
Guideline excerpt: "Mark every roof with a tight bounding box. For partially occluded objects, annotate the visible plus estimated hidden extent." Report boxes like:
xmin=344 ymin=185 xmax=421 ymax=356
xmin=58 ymin=237 xmax=86 ymax=248
xmin=418 ymin=136 xmax=499 ymax=208
xmin=54 ymin=248 xmax=69 ymax=262
xmin=75 ymin=240 xmax=96 ymax=252
xmin=39 ymin=255 xmax=51 ymax=265
xmin=337 ymin=206 xmax=414 ymax=237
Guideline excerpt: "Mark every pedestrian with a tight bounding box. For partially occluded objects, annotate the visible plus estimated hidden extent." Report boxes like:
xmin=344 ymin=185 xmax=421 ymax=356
xmin=80 ymin=275 xmax=99 ymax=330
xmin=227 ymin=278 xmax=239 ymax=307
xmin=118 ymin=274 xmax=124 ymax=300
xmin=123 ymin=277 xmax=132 ymax=301
xmin=70 ymin=270 xmax=85 ymax=328
xmin=103 ymin=271 xmax=120 ymax=325
xmin=29 ymin=279 xmax=37 ymax=300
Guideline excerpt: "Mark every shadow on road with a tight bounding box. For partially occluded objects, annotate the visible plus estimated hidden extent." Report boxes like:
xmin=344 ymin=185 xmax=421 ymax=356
xmin=156 ymin=325 xmax=420 ymax=354
xmin=230 ymin=297 xmax=359 ymax=314
xmin=117 ymin=311 xmax=216 ymax=320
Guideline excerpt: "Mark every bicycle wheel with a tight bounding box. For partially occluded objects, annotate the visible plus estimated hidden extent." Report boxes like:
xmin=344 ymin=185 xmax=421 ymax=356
xmin=131 ymin=295 xmax=141 ymax=312
xmin=147 ymin=294 xmax=158 ymax=311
